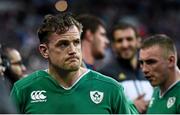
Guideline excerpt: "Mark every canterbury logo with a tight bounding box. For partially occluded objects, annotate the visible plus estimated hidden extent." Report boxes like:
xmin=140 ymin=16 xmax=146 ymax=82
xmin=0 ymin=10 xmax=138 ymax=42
xmin=30 ymin=90 xmax=47 ymax=103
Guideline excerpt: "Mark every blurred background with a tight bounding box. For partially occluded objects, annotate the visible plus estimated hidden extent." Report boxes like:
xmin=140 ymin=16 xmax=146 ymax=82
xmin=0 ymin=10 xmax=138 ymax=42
xmin=0 ymin=0 xmax=180 ymax=73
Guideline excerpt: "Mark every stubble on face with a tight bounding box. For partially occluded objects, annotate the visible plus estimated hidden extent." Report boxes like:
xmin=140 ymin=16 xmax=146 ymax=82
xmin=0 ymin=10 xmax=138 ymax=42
xmin=47 ymin=26 xmax=82 ymax=72
xmin=113 ymin=28 xmax=138 ymax=60
xmin=92 ymin=26 xmax=108 ymax=60
xmin=139 ymin=46 xmax=169 ymax=87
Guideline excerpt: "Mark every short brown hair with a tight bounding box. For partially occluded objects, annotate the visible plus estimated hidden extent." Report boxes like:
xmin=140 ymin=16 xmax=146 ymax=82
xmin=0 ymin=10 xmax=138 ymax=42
xmin=111 ymin=22 xmax=139 ymax=42
xmin=76 ymin=14 xmax=105 ymax=40
xmin=141 ymin=34 xmax=177 ymax=59
xmin=37 ymin=12 xmax=83 ymax=43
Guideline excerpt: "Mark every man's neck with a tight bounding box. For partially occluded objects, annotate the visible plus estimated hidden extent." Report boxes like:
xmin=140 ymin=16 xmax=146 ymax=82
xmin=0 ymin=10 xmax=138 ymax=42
xmin=160 ymin=67 xmax=180 ymax=95
xmin=117 ymin=55 xmax=138 ymax=69
xmin=48 ymin=66 xmax=86 ymax=88
xmin=82 ymin=40 xmax=94 ymax=65
xmin=176 ymin=67 xmax=180 ymax=79
xmin=131 ymin=56 xmax=138 ymax=69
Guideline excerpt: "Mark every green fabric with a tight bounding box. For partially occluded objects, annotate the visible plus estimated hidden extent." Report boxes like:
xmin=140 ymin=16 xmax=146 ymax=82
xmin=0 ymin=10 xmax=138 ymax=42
xmin=10 ymin=70 xmax=138 ymax=114
xmin=147 ymin=81 xmax=180 ymax=114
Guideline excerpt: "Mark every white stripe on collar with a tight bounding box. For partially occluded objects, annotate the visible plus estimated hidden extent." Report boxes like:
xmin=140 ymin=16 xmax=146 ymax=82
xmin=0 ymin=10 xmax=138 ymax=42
xmin=60 ymin=69 xmax=90 ymax=90
xmin=159 ymin=80 xmax=180 ymax=98
xmin=44 ymin=69 xmax=90 ymax=90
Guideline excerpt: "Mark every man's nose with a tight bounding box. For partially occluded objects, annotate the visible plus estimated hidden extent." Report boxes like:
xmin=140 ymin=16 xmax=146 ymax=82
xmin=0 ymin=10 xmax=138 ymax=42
xmin=21 ymin=64 xmax=27 ymax=72
xmin=122 ymin=40 xmax=129 ymax=48
xmin=141 ymin=64 xmax=149 ymax=75
xmin=106 ymin=38 xmax=110 ymax=45
xmin=68 ymin=43 xmax=76 ymax=55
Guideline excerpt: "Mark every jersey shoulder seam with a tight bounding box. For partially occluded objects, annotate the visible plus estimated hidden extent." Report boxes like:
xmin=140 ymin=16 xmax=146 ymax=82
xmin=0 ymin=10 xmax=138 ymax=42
xmin=14 ymin=70 xmax=45 ymax=90
xmin=89 ymin=70 xmax=123 ymax=89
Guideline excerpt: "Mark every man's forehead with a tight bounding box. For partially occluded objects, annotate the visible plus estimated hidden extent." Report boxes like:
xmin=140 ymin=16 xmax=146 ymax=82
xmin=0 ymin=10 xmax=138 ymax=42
xmin=9 ymin=50 xmax=22 ymax=61
xmin=115 ymin=28 xmax=135 ymax=35
xmin=67 ymin=25 xmax=79 ymax=32
xmin=49 ymin=28 xmax=80 ymax=41
xmin=114 ymin=29 xmax=136 ymax=41
xmin=140 ymin=46 xmax=163 ymax=58
xmin=140 ymin=48 xmax=152 ymax=57
xmin=141 ymin=45 xmax=162 ymax=52
xmin=98 ymin=25 xmax=106 ymax=31
xmin=50 ymin=33 xmax=80 ymax=40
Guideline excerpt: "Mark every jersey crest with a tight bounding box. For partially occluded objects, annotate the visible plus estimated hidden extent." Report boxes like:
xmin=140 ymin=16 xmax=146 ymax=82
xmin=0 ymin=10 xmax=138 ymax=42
xmin=167 ymin=97 xmax=176 ymax=108
xmin=90 ymin=91 xmax=104 ymax=104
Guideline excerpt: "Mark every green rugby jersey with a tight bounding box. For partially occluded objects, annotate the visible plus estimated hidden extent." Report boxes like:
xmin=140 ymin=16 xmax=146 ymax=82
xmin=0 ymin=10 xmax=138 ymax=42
xmin=147 ymin=81 xmax=180 ymax=114
xmin=10 ymin=69 xmax=138 ymax=114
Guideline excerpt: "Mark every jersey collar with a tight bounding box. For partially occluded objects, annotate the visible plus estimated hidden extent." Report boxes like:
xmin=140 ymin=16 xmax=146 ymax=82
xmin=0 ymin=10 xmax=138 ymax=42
xmin=159 ymin=80 xmax=180 ymax=98
xmin=44 ymin=69 xmax=90 ymax=90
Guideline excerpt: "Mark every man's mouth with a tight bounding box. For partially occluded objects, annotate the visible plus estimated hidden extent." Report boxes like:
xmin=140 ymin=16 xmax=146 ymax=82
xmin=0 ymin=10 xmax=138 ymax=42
xmin=66 ymin=56 xmax=79 ymax=62
xmin=145 ymin=75 xmax=153 ymax=82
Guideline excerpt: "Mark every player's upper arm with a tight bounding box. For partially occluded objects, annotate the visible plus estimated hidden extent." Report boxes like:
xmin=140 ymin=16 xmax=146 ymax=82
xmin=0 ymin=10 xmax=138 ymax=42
xmin=112 ymin=84 xmax=138 ymax=114
xmin=10 ymin=85 xmax=22 ymax=113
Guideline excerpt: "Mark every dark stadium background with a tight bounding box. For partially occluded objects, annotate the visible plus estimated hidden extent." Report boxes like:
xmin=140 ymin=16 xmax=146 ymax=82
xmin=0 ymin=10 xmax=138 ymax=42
xmin=0 ymin=0 xmax=180 ymax=73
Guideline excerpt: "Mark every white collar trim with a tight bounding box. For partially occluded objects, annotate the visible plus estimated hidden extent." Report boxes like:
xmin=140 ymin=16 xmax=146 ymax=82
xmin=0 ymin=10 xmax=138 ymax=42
xmin=159 ymin=80 xmax=180 ymax=98
xmin=61 ymin=69 xmax=90 ymax=90
xmin=44 ymin=69 xmax=90 ymax=90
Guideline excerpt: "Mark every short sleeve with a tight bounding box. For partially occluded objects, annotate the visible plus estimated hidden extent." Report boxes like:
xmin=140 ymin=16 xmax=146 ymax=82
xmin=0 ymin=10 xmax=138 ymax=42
xmin=111 ymin=84 xmax=138 ymax=114
xmin=10 ymin=85 xmax=22 ymax=113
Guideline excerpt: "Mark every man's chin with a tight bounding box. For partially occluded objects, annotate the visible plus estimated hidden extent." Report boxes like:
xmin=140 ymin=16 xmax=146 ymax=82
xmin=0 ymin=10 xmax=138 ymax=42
xmin=123 ymin=57 xmax=131 ymax=60
xmin=94 ymin=54 xmax=104 ymax=60
xmin=151 ymin=82 xmax=158 ymax=87
xmin=120 ymin=56 xmax=133 ymax=60
xmin=67 ymin=65 xmax=80 ymax=71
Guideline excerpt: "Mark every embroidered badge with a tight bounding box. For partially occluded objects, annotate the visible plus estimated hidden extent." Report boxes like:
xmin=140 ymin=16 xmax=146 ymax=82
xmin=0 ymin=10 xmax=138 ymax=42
xmin=90 ymin=91 xmax=104 ymax=104
xmin=167 ymin=97 xmax=176 ymax=108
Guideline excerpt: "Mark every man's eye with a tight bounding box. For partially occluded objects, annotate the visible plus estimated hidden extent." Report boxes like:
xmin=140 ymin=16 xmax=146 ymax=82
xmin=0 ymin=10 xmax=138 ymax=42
xmin=139 ymin=60 xmax=143 ymax=65
xmin=126 ymin=37 xmax=133 ymax=41
xmin=74 ymin=40 xmax=80 ymax=46
xmin=116 ymin=38 xmax=123 ymax=43
xmin=101 ymin=33 xmax=106 ymax=37
xmin=59 ymin=42 xmax=69 ymax=48
xmin=11 ymin=61 xmax=23 ymax=65
xmin=146 ymin=60 xmax=157 ymax=65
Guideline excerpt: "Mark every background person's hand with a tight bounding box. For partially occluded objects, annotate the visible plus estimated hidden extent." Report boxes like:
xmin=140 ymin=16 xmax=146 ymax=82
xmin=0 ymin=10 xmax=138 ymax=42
xmin=134 ymin=94 xmax=149 ymax=113
xmin=0 ymin=65 xmax=5 ymax=76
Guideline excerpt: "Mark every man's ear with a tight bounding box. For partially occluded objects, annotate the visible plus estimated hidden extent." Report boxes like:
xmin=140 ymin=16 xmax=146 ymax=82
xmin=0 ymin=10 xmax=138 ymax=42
xmin=39 ymin=44 xmax=49 ymax=59
xmin=168 ymin=55 xmax=175 ymax=68
xmin=136 ymin=37 xmax=142 ymax=48
xmin=85 ymin=30 xmax=94 ymax=42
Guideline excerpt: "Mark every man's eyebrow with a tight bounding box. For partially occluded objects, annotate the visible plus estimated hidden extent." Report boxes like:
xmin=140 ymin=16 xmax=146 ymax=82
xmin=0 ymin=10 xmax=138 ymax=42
xmin=57 ymin=39 xmax=69 ymax=42
xmin=140 ymin=59 xmax=158 ymax=64
xmin=73 ymin=38 xmax=80 ymax=41
xmin=55 ymin=39 xmax=69 ymax=45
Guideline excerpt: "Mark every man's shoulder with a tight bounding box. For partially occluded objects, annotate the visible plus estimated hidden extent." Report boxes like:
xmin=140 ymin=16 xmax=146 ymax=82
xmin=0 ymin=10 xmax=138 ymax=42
xmin=176 ymin=81 xmax=180 ymax=87
xmin=88 ymin=70 xmax=123 ymax=89
xmin=172 ymin=81 xmax=180 ymax=94
xmin=165 ymin=81 xmax=180 ymax=95
xmin=14 ymin=70 xmax=48 ymax=90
